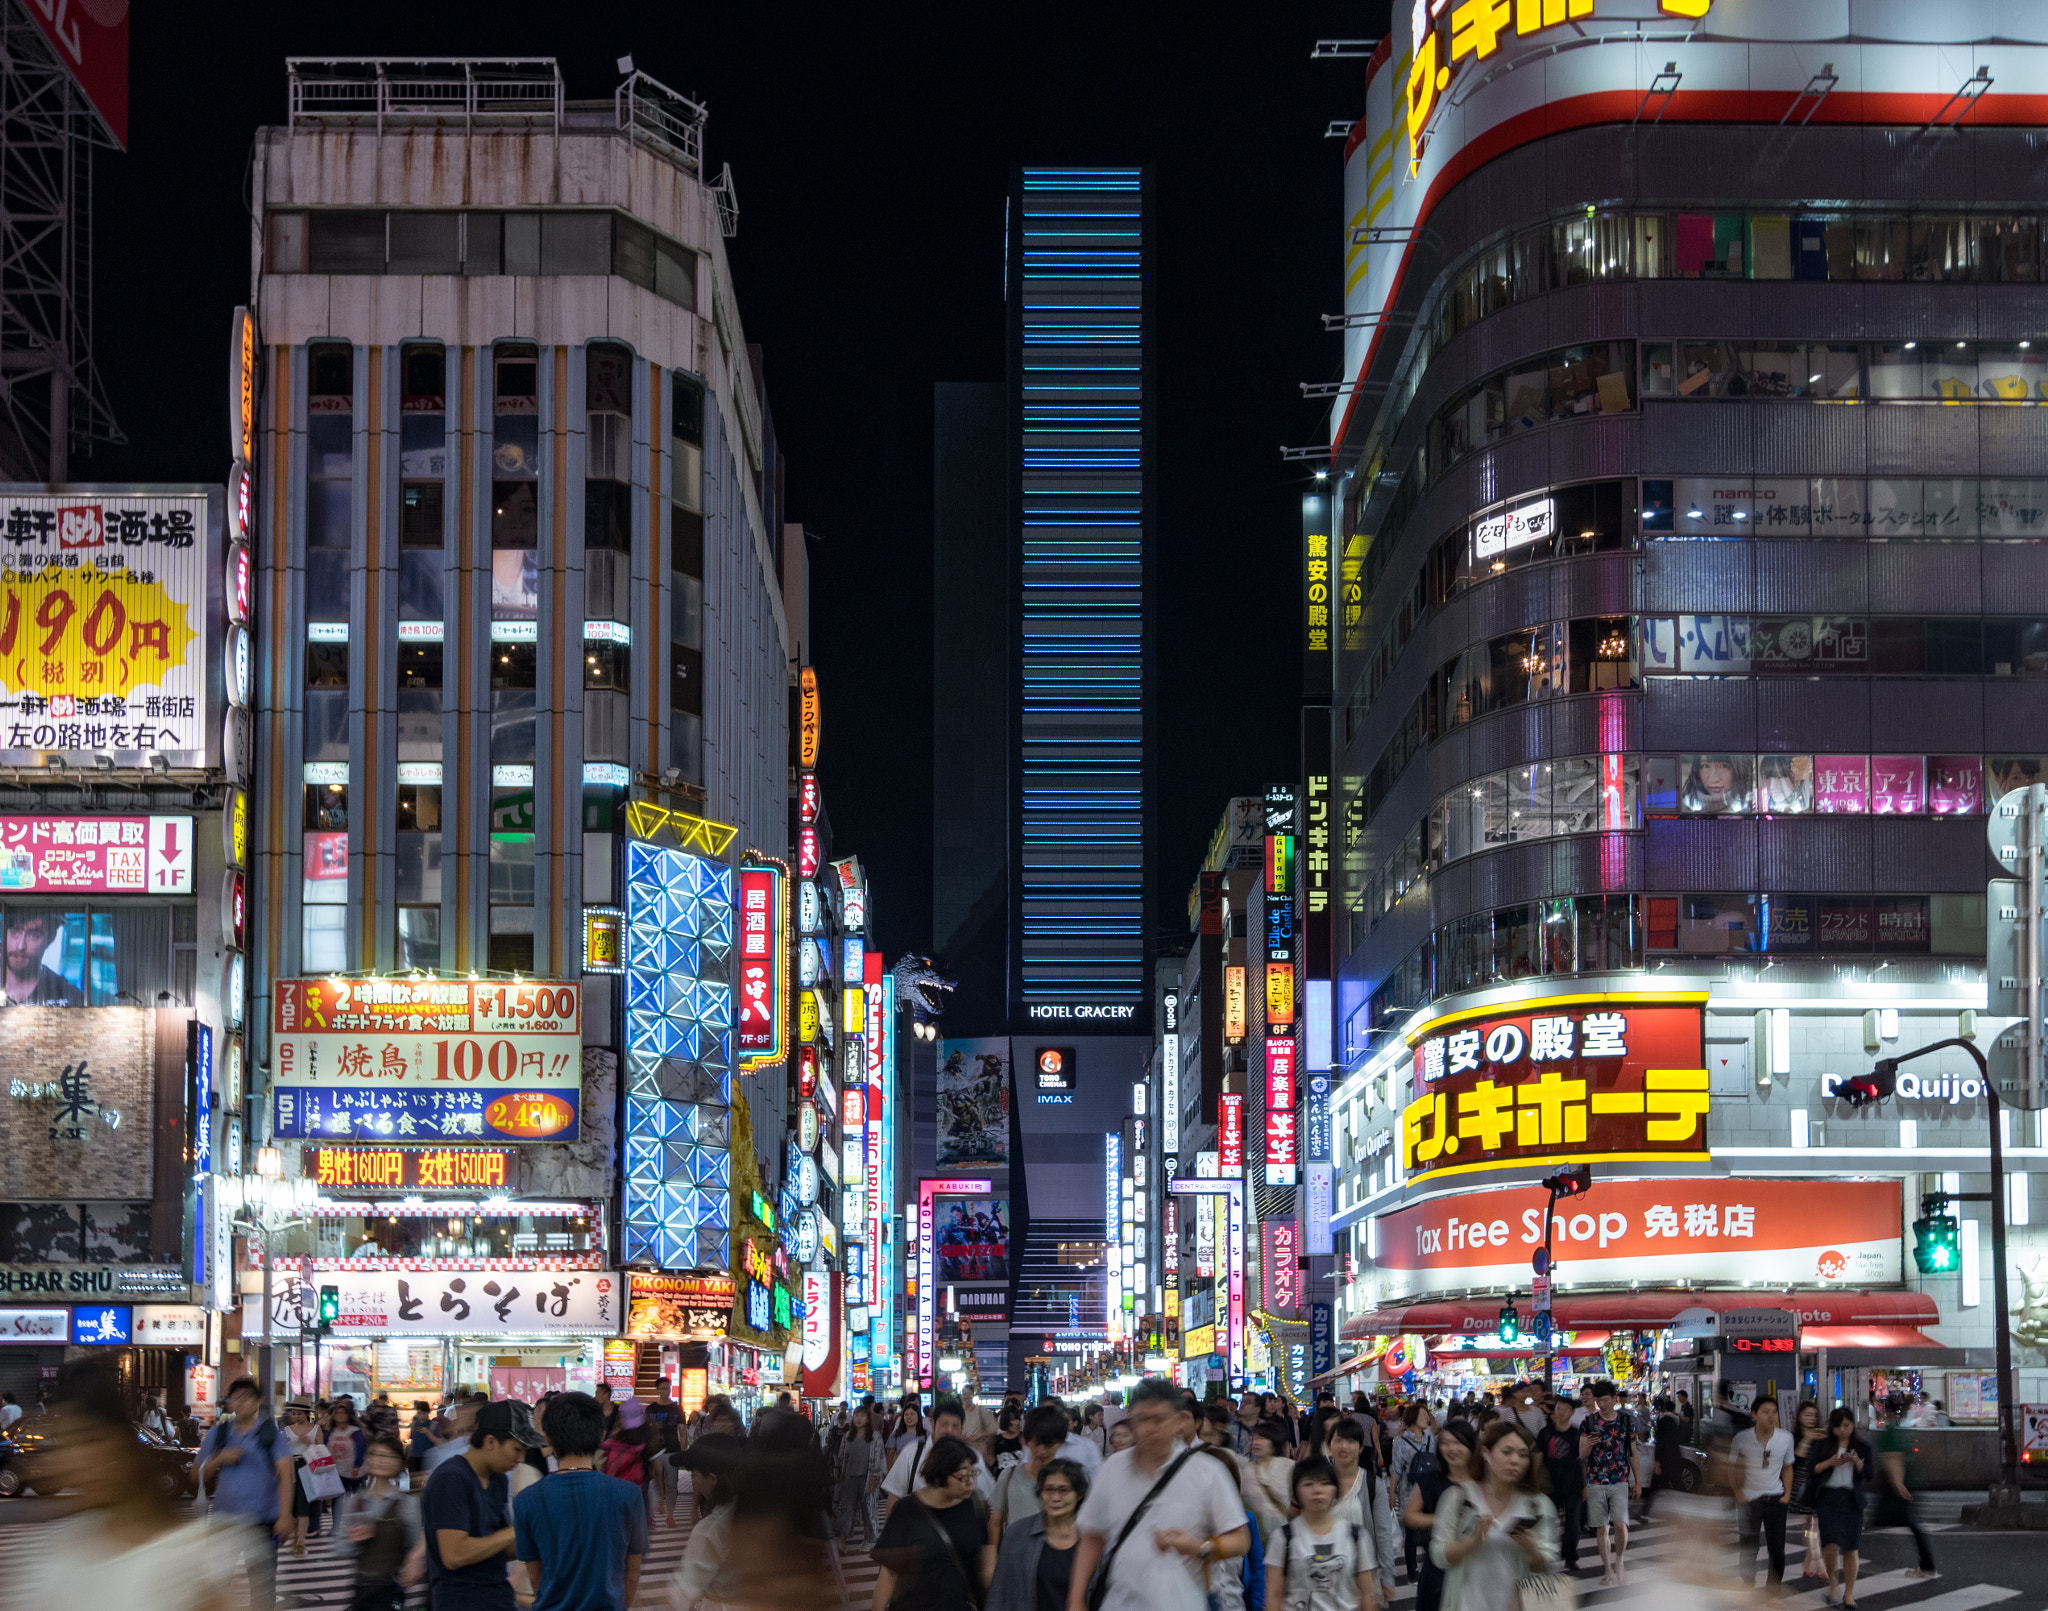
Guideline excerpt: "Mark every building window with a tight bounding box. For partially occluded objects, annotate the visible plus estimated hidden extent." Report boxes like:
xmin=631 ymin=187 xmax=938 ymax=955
xmin=397 ymin=641 xmax=443 ymax=763
xmin=670 ymin=433 xmax=705 ymax=782
xmin=492 ymin=345 xmax=540 ymax=587
xmin=395 ymin=783 xmax=442 ymax=914
xmin=305 ymin=342 xmax=353 ymax=621
xmin=671 ymin=373 xmax=704 ymax=514
xmin=304 ymin=635 xmax=349 ymax=764
xmin=396 ymin=906 xmax=441 ymax=971
xmin=303 ymin=783 xmax=348 ymax=910
xmin=400 ymin=344 xmax=447 ymax=558
xmin=585 ymin=343 xmax=633 ymax=552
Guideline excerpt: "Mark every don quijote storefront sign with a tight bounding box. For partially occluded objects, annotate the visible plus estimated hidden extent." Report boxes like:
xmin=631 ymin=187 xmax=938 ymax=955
xmin=1374 ymin=1178 xmax=1902 ymax=1300
xmin=1403 ymin=995 xmax=1710 ymax=1181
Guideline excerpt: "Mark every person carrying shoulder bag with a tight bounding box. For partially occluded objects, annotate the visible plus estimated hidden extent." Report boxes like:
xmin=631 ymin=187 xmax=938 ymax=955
xmin=1429 ymin=1423 xmax=1562 ymax=1611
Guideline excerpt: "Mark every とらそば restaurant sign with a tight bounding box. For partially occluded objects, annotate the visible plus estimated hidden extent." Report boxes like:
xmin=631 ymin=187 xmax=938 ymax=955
xmin=1401 ymin=995 xmax=1709 ymax=1181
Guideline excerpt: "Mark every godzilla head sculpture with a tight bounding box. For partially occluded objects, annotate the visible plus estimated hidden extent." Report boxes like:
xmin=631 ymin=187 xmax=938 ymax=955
xmin=892 ymin=953 xmax=958 ymax=1041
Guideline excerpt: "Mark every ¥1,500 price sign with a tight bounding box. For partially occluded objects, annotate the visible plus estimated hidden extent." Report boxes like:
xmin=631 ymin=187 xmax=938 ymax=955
xmin=271 ymin=978 xmax=582 ymax=1144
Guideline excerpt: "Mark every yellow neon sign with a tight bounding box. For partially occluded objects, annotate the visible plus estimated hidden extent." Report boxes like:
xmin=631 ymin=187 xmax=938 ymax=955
xmin=623 ymin=800 xmax=739 ymax=857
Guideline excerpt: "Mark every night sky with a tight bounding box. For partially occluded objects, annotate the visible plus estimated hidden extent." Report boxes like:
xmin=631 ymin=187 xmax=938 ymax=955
xmin=87 ymin=1 xmax=1388 ymax=972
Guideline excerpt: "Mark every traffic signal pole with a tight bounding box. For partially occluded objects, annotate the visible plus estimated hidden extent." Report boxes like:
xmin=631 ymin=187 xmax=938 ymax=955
xmin=1855 ymin=1037 xmax=2018 ymax=1502
xmin=1540 ymin=1182 xmax=1563 ymax=1396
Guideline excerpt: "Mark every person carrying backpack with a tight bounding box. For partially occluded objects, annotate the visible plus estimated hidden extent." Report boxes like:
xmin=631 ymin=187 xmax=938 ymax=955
xmin=1267 ymin=1457 xmax=1377 ymax=1611
xmin=197 ymin=1376 xmax=296 ymax=1611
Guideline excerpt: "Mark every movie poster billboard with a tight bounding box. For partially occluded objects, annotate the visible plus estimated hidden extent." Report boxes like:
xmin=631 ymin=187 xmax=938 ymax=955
xmin=0 ymin=490 xmax=219 ymax=769
xmin=935 ymin=1039 xmax=1009 ymax=1168
xmin=934 ymin=1195 xmax=1010 ymax=1284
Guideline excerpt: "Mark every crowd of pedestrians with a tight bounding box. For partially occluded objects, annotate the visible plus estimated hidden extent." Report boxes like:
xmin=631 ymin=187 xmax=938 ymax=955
xmin=0 ymin=1364 xmax=1949 ymax=1611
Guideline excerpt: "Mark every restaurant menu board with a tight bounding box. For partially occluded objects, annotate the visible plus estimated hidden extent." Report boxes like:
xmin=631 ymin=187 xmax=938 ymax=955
xmin=272 ymin=978 xmax=582 ymax=1143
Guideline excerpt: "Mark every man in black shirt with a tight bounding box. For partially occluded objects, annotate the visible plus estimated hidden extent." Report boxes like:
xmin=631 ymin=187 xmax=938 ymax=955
xmin=1538 ymin=1398 xmax=1585 ymax=1571
xmin=422 ymin=1399 xmax=537 ymax=1611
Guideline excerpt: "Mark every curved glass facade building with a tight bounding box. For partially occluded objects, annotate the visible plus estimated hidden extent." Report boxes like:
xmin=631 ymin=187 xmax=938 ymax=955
xmin=1324 ymin=5 xmax=2048 ymax=1411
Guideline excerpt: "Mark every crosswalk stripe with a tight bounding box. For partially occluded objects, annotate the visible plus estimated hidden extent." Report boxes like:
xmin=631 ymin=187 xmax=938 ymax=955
xmin=1875 ymin=1591 xmax=2016 ymax=1611
xmin=1773 ymin=1568 xmax=1923 ymax=1608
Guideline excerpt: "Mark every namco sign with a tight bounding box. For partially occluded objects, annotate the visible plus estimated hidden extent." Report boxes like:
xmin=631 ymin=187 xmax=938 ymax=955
xmin=1374 ymin=1178 xmax=1901 ymax=1299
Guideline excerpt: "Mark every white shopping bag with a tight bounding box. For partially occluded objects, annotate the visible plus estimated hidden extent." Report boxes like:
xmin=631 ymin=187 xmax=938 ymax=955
xmin=300 ymin=1444 xmax=345 ymax=1501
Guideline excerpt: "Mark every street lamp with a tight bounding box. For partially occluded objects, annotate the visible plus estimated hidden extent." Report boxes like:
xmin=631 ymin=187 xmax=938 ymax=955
xmin=1842 ymin=1039 xmax=2020 ymax=1503
xmin=231 ymin=1166 xmax=318 ymax=1408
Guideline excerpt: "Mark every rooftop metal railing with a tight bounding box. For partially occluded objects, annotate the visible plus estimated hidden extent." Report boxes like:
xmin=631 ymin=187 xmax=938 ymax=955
xmin=614 ymin=70 xmax=708 ymax=173
xmin=286 ymin=59 xmax=565 ymax=132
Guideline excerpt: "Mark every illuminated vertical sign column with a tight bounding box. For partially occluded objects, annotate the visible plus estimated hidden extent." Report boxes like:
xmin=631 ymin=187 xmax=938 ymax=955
xmin=735 ymin=862 xmax=788 ymax=1073
xmin=1015 ymin=167 xmax=1148 ymax=1015
xmin=1104 ymin=1132 xmax=1123 ymax=1342
xmin=868 ymin=970 xmax=894 ymax=1376
xmin=1161 ymin=987 xmax=1181 ymax=1154
xmin=918 ymin=1176 xmax=990 ymax=1391
xmin=622 ymin=808 xmax=739 ymax=1271
xmin=1264 ymin=833 xmax=1298 ymax=1188
xmin=1171 ymin=1176 xmax=1244 ymax=1383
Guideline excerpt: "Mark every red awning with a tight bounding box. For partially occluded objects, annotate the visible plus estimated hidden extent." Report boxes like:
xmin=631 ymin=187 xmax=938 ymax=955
xmin=1342 ymin=1289 xmax=1938 ymax=1340
xmin=1800 ymin=1325 xmax=1941 ymax=1351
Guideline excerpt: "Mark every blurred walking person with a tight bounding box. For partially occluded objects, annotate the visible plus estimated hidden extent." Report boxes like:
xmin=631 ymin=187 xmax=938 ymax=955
xmin=1575 ymin=1381 xmax=1637 ymax=1587
xmin=670 ymin=1434 xmax=744 ymax=1611
xmin=334 ymin=1434 xmax=425 ymax=1611
xmin=1428 ymin=1423 xmax=1559 ymax=1611
xmin=13 ymin=1361 xmax=234 ymax=1610
xmin=197 ymin=1375 xmax=297 ymax=1611
xmin=834 ymin=1400 xmax=886 ymax=1548
xmin=1872 ymin=1395 xmax=1937 ymax=1578
xmin=646 ymin=1378 xmax=685 ymax=1527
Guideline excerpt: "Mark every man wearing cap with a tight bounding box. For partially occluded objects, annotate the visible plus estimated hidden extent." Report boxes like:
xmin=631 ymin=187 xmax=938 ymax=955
xmin=423 ymin=1398 xmax=537 ymax=1610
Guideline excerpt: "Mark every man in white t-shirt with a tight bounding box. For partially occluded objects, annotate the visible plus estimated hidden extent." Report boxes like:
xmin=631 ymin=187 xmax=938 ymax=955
xmin=1568 ymin=1383 xmax=1597 ymax=1428
xmin=1730 ymin=1396 xmax=1795 ymax=1587
xmin=1069 ymin=1378 xmax=1250 ymax=1611
xmin=879 ymin=1396 xmax=994 ymax=1517
xmin=1508 ymin=1382 xmax=1547 ymax=1437
xmin=0 ymin=1392 xmax=22 ymax=1433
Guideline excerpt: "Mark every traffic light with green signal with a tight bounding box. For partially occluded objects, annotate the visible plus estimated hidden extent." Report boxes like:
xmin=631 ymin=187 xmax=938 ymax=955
xmin=1912 ymin=1199 xmax=1960 ymax=1275
xmin=318 ymin=1284 xmax=340 ymax=1330
xmin=1498 ymin=1302 xmax=1522 ymax=1345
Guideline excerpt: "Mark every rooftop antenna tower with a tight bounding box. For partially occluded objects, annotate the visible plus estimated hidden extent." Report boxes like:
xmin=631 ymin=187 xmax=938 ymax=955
xmin=0 ymin=1 xmax=126 ymax=482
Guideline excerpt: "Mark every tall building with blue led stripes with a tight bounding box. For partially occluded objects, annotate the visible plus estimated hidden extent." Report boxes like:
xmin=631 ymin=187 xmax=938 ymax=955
xmin=1008 ymin=166 xmax=1154 ymax=1031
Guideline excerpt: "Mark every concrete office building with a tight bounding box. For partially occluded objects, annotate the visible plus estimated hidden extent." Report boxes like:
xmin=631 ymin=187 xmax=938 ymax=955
xmin=240 ymin=59 xmax=800 ymax=1395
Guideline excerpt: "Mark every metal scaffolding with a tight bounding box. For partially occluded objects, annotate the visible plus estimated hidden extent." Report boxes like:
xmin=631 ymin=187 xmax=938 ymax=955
xmin=0 ymin=5 xmax=122 ymax=482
